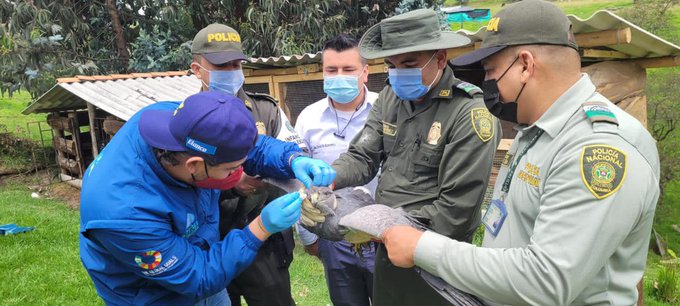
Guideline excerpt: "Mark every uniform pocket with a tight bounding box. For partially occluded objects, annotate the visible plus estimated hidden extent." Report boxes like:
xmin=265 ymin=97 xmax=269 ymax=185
xmin=409 ymin=144 xmax=443 ymax=191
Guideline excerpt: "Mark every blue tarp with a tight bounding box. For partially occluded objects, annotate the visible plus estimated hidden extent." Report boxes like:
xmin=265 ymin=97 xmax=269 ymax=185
xmin=0 ymin=223 xmax=35 ymax=235
xmin=442 ymin=6 xmax=491 ymax=23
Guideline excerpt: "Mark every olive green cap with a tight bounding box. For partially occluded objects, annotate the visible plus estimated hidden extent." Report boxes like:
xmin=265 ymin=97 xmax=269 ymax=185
xmin=452 ymin=0 xmax=578 ymax=67
xmin=359 ymin=9 xmax=471 ymax=59
xmin=191 ymin=23 xmax=247 ymax=65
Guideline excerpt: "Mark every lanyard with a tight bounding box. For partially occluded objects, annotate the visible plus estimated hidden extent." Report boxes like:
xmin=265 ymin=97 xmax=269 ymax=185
xmin=501 ymin=129 xmax=544 ymax=195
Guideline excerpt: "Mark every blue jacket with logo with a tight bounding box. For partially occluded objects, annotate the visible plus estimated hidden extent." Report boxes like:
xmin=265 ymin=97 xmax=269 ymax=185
xmin=79 ymin=102 xmax=302 ymax=305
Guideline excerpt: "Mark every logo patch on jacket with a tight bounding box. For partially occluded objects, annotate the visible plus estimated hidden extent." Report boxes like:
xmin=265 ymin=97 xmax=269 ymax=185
xmin=135 ymin=250 xmax=179 ymax=277
xmin=580 ymin=145 xmax=627 ymax=199
xmin=426 ymin=121 xmax=442 ymax=145
xmin=183 ymin=213 xmax=199 ymax=238
xmin=135 ymin=250 xmax=162 ymax=270
xmin=382 ymin=121 xmax=397 ymax=136
xmin=471 ymin=108 xmax=494 ymax=142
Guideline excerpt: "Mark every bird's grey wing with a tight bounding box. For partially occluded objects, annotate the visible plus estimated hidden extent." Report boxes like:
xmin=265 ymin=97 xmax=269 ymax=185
xmin=339 ymin=204 xmax=418 ymax=238
xmin=334 ymin=187 xmax=377 ymax=206
xmin=262 ymin=178 xmax=305 ymax=194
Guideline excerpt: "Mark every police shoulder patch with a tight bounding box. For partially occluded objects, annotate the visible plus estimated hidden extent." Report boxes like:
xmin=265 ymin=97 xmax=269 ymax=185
xmin=582 ymin=101 xmax=618 ymax=125
xmin=470 ymin=107 xmax=494 ymax=142
xmin=580 ymin=145 xmax=627 ymax=199
xmin=454 ymin=81 xmax=482 ymax=97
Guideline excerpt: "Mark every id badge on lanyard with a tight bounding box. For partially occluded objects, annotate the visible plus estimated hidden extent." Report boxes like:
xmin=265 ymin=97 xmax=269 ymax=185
xmin=482 ymin=198 xmax=508 ymax=236
xmin=482 ymin=129 xmax=544 ymax=237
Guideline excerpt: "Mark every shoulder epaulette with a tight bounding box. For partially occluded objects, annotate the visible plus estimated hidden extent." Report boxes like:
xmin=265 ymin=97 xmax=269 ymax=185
xmin=582 ymin=101 xmax=618 ymax=126
xmin=245 ymin=91 xmax=279 ymax=106
xmin=453 ymin=80 xmax=482 ymax=97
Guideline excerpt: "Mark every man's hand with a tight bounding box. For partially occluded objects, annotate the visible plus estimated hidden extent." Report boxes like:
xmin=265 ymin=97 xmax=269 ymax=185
xmin=291 ymin=157 xmax=336 ymax=188
xmin=234 ymin=174 xmax=267 ymax=196
xmin=303 ymin=240 xmax=320 ymax=257
xmin=260 ymin=192 xmax=302 ymax=234
xmin=382 ymin=226 xmax=425 ymax=268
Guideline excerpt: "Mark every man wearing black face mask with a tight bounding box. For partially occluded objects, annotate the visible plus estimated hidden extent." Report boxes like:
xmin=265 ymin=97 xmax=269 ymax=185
xmin=381 ymin=1 xmax=660 ymax=305
xmin=190 ymin=24 xmax=306 ymax=306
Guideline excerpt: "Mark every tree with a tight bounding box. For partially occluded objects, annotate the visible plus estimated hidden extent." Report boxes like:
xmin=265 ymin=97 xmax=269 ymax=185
xmin=1 ymin=0 xmax=444 ymax=98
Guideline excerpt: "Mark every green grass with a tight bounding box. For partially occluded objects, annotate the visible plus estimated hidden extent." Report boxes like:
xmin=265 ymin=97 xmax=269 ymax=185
xmin=0 ymin=175 xmax=332 ymax=305
xmin=0 ymin=91 xmax=47 ymax=142
xmin=0 ymin=179 xmax=102 ymax=306
xmin=289 ymin=240 xmax=332 ymax=305
xmin=0 ymin=91 xmax=54 ymax=173
xmin=655 ymin=180 xmax=680 ymax=256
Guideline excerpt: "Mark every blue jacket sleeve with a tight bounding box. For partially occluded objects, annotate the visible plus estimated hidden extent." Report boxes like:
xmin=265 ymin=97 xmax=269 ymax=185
xmin=89 ymin=225 xmax=262 ymax=300
xmin=243 ymin=134 xmax=302 ymax=179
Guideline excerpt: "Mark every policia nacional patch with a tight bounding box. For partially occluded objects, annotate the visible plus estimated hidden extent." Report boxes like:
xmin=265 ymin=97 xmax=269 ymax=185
xmin=471 ymin=108 xmax=494 ymax=142
xmin=580 ymin=145 xmax=627 ymax=199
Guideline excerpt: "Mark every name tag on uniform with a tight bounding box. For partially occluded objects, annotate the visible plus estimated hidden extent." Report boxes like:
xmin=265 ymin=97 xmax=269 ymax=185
xmin=482 ymin=199 xmax=508 ymax=237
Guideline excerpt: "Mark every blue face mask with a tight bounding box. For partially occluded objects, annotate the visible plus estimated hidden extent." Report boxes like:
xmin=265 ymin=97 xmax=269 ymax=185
xmin=323 ymin=71 xmax=363 ymax=104
xmin=198 ymin=64 xmax=244 ymax=96
xmin=388 ymin=52 xmax=440 ymax=101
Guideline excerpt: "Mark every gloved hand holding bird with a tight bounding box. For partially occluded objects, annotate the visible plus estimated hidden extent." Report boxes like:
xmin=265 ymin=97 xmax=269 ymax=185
xmin=264 ymin=179 xmax=485 ymax=306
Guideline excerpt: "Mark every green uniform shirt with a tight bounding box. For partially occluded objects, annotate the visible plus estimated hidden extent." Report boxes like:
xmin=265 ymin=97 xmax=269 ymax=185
xmin=415 ymin=75 xmax=660 ymax=305
xmin=333 ymin=65 xmax=501 ymax=241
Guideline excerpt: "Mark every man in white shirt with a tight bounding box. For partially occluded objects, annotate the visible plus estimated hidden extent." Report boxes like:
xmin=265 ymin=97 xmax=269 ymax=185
xmin=295 ymin=34 xmax=379 ymax=306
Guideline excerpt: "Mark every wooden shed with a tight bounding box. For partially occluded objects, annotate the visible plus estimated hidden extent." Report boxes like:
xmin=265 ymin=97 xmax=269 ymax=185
xmin=22 ymin=10 xmax=680 ymax=188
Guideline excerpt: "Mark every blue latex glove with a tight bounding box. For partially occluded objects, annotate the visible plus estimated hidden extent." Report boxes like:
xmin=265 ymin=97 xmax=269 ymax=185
xmin=261 ymin=192 xmax=303 ymax=233
xmin=291 ymin=157 xmax=337 ymax=189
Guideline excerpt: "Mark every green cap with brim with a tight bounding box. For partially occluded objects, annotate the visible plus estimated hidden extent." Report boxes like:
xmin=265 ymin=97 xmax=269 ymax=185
xmin=359 ymin=9 xmax=471 ymax=60
xmin=192 ymin=23 xmax=247 ymax=65
xmin=452 ymin=0 xmax=578 ymax=67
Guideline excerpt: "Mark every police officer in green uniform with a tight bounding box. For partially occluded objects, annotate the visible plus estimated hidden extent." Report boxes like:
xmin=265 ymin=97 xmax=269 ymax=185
xmin=330 ymin=9 xmax=501 ymax=306
xmin=190 ymin=24 xmax=304 ymax=306
xmin=382 ymin=1 xmax=660 ymax=305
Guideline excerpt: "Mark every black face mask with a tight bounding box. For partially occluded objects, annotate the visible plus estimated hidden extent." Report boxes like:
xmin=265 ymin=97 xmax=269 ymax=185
xmin=482 ymin=56 xmax=525 ymax=123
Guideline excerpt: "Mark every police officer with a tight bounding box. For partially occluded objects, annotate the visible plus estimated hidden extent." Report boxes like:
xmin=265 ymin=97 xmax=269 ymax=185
xmin=382 ymin=1 xmax=660 ymax=305
xmin=189 ymin=24 xmax=304 ymax=306
xmin=330 ymin=9 xmax=501 ymax=306
xmin=79 ymin=91 xmax=335 ymax=305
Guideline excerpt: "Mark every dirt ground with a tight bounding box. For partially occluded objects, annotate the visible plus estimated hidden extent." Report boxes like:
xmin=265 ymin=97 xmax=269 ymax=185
xmin=0 ymin=169 xmax=81 ymax=210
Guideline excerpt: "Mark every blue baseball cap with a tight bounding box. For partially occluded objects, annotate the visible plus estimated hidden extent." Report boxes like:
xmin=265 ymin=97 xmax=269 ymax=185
xmin=139 ymin=91 xmax=258 ymax=164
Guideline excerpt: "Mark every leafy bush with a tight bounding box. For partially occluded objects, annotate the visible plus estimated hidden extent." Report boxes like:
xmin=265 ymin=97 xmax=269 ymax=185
xmin=128 ymin=25 xmax=192 ymax=72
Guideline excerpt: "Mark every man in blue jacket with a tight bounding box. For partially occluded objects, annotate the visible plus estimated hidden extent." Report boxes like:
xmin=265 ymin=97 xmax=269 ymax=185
xmin=79 ymin=91 xmax=336 ymax=305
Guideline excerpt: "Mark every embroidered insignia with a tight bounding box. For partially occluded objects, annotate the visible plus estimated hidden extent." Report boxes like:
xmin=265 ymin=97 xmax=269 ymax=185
xmin=487 ymin=17 xmax=500 ymax=32
xmin=255 ymin=121 xmax=266 ymax=135
xmin=456 ymin=81 xmax=482 ymax=96
xmin=438 ymin=89 xmax=451 ymax=97
xmin=471 ymin=108 xmax=494 ymax=142
xmin=501 ymin=153 xmax=513 ymax=167
xmin=135 ymin=250 xmax=162 ymax=270
xmin=382 ymin=121 xmax=397 ymax=136
xmin=580 ymin=145 xmax=627 ymax=199
xmin=582 ymin=101 xmax=618 ymax=125
xmin=426 ymin=121 xmax=442 ymax=145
